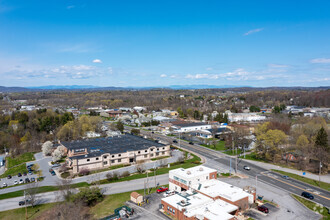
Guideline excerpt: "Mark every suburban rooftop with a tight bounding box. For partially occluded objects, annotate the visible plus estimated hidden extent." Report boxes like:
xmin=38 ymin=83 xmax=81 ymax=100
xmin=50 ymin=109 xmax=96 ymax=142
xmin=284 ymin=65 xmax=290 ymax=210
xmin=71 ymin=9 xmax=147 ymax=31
xmin=170 ymin=165 xmax=217 ymax=179
xmin=62 ymin=134 xmax=165 ymax=159
xmin=193 ymin=179 xmax=252 ymax=202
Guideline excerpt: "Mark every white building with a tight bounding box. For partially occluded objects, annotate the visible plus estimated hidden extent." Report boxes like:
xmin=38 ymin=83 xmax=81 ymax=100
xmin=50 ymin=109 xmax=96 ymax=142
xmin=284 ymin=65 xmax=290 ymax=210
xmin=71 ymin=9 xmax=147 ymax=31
xmin=171 ymin=122 xmax=212 ymax=133
xmin=169 ymin=166 xmax=217 ymax=192
xmin=226 ymin=111 xmax=266 ymax=123
xmin=161 ymin=191 xmax=237 ymax=220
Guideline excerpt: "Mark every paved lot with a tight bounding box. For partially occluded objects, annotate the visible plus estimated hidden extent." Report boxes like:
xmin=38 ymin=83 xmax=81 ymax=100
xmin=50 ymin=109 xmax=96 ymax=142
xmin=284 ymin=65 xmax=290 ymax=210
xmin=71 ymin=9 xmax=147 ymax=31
xmin=220 ymin=177 xmax=321 ymax=220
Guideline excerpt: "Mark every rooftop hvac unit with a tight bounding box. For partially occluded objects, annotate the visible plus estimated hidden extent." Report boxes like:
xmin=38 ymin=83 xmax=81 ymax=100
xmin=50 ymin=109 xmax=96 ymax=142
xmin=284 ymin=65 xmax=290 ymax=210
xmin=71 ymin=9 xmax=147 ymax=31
xmin=187 ymin=171 xmax=191 ymax=175
xmin=199 ymin=167 xmax=203 ymax=171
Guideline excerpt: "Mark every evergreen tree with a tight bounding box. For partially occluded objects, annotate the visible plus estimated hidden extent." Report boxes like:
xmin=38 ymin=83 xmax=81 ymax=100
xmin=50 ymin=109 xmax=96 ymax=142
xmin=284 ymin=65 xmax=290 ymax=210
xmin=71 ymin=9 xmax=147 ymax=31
xmin=315 ymin=127 xmax=328 ymax=149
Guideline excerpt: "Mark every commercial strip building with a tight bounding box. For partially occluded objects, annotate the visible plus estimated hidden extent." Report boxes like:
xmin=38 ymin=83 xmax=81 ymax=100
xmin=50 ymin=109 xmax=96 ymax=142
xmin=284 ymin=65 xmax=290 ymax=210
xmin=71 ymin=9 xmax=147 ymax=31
xmin=161 ymin=166 xmax=256 ymax=220
xmin=171 ymin=121 xmax=212 ymax=133
xmin=60 ymin=134 xmax=170 ymax=173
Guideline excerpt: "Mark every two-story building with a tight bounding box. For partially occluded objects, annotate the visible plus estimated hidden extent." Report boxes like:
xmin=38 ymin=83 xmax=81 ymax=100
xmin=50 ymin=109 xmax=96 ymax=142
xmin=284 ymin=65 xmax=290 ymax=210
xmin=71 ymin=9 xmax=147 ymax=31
xmin=165 ymin=166 xmax=255 ymax=214
xmin=60 ymin=134 xmax=170 ymax=174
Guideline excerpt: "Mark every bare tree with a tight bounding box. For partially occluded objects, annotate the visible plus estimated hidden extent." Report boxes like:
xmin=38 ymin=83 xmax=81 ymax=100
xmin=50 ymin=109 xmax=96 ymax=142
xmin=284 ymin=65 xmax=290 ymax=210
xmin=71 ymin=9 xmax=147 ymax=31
xmin=25 ymin=181 xmax=40 ymax=207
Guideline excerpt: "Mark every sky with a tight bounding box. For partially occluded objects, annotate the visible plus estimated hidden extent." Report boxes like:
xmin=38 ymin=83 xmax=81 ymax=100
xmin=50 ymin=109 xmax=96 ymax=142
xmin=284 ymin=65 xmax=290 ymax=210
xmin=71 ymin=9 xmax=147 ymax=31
xmin=0 ymin=0 xmax=330 ymax=87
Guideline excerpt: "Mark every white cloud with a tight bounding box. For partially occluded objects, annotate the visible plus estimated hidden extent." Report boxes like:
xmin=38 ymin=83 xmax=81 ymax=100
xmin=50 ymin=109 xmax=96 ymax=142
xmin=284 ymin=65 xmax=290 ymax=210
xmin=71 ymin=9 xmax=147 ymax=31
xmin=243 ymin=28 xmax=264 ymax=36
xmin=92 ymin=59 xmax=102 ymax=63
xmin=206 ymin=67 xmax=213 ymax=71
xmin=186 ymin=74 xmax=219 ymax=79
xmin=310 ymin=58 xmax=330 ymax=64
xmin=160 ymin=74 xmax=167 ymax=78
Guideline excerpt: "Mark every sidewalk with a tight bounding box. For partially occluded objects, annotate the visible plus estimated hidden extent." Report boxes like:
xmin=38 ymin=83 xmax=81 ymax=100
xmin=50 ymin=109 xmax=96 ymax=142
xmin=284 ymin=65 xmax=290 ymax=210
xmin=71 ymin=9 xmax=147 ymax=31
xmin=244 ymin=159 xmax=330 ymax=183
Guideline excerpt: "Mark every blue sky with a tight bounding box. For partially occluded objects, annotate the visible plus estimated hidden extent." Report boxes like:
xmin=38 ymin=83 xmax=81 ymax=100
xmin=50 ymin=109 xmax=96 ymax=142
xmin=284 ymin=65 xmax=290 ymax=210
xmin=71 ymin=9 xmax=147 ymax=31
xmin=0 ymin=0 xmax=330 ymax=87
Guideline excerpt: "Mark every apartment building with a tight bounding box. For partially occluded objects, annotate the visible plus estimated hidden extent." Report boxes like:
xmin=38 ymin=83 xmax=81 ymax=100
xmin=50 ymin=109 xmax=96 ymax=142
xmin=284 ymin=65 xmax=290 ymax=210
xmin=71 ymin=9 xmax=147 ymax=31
xmin=61 ymin=134 xmax=170 ymax=173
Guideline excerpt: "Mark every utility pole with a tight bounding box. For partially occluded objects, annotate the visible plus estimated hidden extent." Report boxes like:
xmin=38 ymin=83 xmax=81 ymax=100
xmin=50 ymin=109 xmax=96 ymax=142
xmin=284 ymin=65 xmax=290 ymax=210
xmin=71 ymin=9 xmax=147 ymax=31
xmin=229 ymin=157 xmax=232 ymax=176
xmin=24 ymin=190 xmax=28 ymax=220
xmin=154 ymin=165 xmax=156 ymax=188
xmin=146 ymin=171 xmax=149 ymax=194
xmin=319 ymin=162 xmax=322 ymax=184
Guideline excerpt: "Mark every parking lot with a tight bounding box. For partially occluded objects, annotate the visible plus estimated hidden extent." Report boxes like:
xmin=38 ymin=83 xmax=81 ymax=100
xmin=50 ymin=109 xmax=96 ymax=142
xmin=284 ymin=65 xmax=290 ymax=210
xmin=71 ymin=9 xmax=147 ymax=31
xmin=0 ymin=163 xmax=39 ymax=189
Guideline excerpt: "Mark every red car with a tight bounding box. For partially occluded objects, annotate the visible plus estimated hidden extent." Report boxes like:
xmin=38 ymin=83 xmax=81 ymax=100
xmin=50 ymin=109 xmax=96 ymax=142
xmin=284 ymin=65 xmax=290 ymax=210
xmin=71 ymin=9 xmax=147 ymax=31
xmin=258 ymin=205 xmax=269 ymax=213
xmin=157 ymin=187 xmax=168 ymax=193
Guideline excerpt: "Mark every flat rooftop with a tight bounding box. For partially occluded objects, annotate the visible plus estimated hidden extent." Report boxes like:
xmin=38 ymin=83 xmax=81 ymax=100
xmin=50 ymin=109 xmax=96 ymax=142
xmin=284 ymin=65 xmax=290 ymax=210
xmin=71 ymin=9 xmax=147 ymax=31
xmin=62 ymin=134 xmax=165 ymax=159
xmin=185 ymin=199 xmax=237 ymax=220
xmin=162 ymin=191 xmax=212 ymax=212
xmin=170 ymin=165 xmax=217 ymax=179
xmin=193 ymin=179 xmax=251 ymax=202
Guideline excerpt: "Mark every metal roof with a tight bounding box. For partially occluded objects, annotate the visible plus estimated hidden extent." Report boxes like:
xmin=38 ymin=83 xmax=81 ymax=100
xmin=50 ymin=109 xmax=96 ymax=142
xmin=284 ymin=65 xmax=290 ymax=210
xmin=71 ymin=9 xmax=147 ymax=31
xmin=63 ymin=134 xmax=165 ymax=159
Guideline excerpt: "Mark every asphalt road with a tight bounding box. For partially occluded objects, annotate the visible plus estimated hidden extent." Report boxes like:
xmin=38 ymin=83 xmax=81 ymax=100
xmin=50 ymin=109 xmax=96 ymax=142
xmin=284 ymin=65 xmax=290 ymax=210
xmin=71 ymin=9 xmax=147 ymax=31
xmin=132 ymin=127 xmax=330 ymax=208
xmin=0 ymin=174 xmax=169 ymax=212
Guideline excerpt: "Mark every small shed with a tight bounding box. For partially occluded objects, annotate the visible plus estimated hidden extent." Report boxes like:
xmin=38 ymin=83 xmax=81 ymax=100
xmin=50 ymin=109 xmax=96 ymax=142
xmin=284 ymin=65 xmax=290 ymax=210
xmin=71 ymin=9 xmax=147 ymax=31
xmin=130 ymin=192 xmax=143 ymax=204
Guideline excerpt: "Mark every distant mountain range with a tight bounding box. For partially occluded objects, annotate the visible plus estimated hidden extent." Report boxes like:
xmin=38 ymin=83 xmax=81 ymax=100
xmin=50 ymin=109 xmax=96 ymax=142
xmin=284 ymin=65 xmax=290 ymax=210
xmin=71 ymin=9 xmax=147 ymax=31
xmin=0 ymin=85 xmax=329 ymax=92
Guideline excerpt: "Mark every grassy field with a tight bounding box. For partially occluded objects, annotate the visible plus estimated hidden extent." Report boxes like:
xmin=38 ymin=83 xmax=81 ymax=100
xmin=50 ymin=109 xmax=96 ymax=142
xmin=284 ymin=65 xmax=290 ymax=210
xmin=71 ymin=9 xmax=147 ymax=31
xmin=292 ymin=194 xmax=330 ymax=219
xmin=151 ymin=156 xmax=170 ymax=161
xmin=201 ymin=141 xmax=225 ymax=151
xmin=0 ymin=182 xmax=90 ymax=200
xmin=90 ymin=185 xmax=163 ymax=219
xmin=223 ymin=149 xmax=243 ymax=156
xmin=0 ymin=203 xmax=58 ymax=220
xmin=239 ymin=152 xmax=266 ymax=162
xmin=272 ymin=169 xmax=330 ymax=191
xmin=0 ymin=163 xmax=28 ymax=178
xmin=7 ymin=152 xmax=35 ymax=168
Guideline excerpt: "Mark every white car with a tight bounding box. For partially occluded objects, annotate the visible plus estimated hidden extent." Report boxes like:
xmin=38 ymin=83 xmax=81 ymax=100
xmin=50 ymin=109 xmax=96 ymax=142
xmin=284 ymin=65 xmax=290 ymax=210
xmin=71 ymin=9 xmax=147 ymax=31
xmin=243 ymin=165 xmax=251 ymax=170
xmin=14 ymin=180 xmax=18 ymax=185
xmin=2 ymin=183 xmax=7 ymax=187
xmin=19 ymin=179 xmax=24 ymax=184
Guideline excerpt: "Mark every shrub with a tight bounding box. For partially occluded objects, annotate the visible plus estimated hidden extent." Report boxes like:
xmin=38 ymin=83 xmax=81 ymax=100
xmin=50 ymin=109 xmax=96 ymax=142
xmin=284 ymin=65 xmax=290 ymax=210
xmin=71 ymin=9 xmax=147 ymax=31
xmin=121 ymin=171 xmax=130 ymax=178
xmin=71 ymin=187 xmax=104 ymax=206
xmin=79 ymin=168 xmax=90 ymax=176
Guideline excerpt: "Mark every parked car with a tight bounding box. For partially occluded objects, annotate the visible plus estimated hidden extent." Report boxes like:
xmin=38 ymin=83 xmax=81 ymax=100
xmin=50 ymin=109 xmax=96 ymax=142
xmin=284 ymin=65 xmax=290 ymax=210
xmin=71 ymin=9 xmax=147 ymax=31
xmin=301 ymin=192 xmax=314 ymax=200
xmin=14 ymin=180 xmax=18 ymax=185
xmin=18 ymin=173 xmax=22 ymax=177
xmin=28 ymin=171 xmax=33 ymax=175
xmin=23 ymin=172 xmax=27 ymax=176
xmin=18 ymin=199 xmax=31 ymax=206
xmin=157 ymin=187 xmax=169 ymax=193
xmin=258 ymin=205 xmax=269 ymax=213
xmin=173 ymin=140 xmax=178 ymax=143
xmin=282 ymin=175 xmax=290 ymax=180
xmin=51 ymin=171 xmax=56 ymax=176
xmin=7 ymin=175 xmax=12 ymax=179
xmin=27 ymin=164 xmax=34 ymax=168
xmin=19 ymin=179 xmax=24 ymax=184
xmin=52 ymin=164 xmax=61 ymax=168
xmin=31 ymin=177 xmax=35 ymax=182
xmin=189 ymin=142 xmax=194 ymax=145
xmin=243 ymin=165 xmax=251 ymax=170
xmin=49 ymin=168 xmax=54 ymax=172
xmin=25 ymin=178 xmax=30 ymax=183
xmin=2 ymin=183 xmax=7 ymax=187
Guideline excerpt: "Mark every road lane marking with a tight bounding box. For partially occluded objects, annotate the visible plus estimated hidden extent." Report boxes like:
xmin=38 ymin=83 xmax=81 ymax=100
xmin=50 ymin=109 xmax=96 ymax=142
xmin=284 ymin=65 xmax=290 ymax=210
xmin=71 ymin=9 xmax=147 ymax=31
xmin=262 ymin=173 xmax=330 ymax=201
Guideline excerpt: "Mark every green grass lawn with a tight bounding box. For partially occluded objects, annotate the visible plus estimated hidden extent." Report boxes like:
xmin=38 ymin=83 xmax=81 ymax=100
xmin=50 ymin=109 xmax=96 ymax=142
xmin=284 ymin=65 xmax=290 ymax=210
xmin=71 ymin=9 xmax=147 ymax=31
xmin=223 ymin=149 xmax=243 ymax=156
xmin=151 ymin=156 xmax=170 ymax=161
xmin=90 ymin=185 xmax=165 ymax=219
xmin=239 ymin=152 xmax=266 ymax=162
xmin=292 ymin=194 xmax=330 ymax=219
xmin=7 ymin=152 xmax=35 ymax=168
xmin=201 ymin=141 xmax=225 ymax=151
xmin=0 ymin=202 xmax=58 ymax=220
xmin=272 ymin=169 xmax=330 ymax=191
xmin=0 ymin=163 xmax=28 ymax=178
xmin=0 ymin=183 xmax=90 ymax=200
